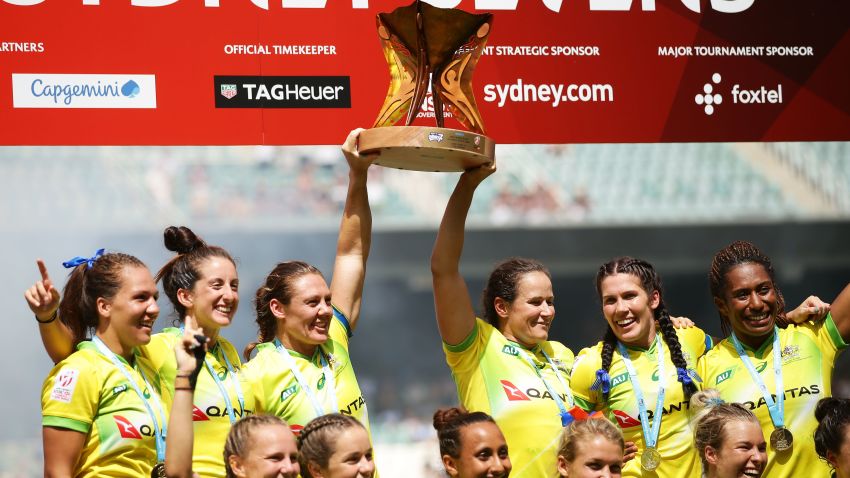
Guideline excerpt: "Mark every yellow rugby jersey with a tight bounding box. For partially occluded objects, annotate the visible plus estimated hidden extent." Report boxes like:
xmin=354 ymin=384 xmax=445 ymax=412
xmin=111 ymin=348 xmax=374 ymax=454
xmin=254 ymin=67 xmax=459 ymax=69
xmin=571 ymin=327 xmax=711 ymax=478
xmin=243 ymin=307 xmax=371 ymax=436
xmin=140 ymin=329 xmax=254 ymax=478
xmin=444 ymin=318 xmax=575 ymax=478
xmin=42 ymin=341 xmax=166 ymax=478
xmin=697 ymin=314 xmax=847 ymax=478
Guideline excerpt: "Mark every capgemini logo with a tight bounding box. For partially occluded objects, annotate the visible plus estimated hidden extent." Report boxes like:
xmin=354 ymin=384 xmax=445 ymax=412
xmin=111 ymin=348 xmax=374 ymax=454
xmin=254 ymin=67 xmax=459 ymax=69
xmin=695 ymin=73 xmax=723 ymax=116
xmin=121 ymin=80 xmax=140 ymax=98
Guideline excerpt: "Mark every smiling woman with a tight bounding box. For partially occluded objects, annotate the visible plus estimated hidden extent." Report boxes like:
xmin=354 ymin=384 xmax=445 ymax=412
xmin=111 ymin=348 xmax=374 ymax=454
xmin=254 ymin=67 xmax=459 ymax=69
xmin=570 ymin=257 xmax=709 ymax=478
xmin=32 ymin=226 xmax=251 ymax=478
xmin=697 ymin=240 xmax=850 ymax=478
xmin=238 ymin=129 xmax=378 ymax=457
xmin=431 ymin=163 xmax=574 ymax=478
xmin=32 ymin=251 xmax=168 ymax=478
xmin=432 ymin=407 xmax=511 ymax=478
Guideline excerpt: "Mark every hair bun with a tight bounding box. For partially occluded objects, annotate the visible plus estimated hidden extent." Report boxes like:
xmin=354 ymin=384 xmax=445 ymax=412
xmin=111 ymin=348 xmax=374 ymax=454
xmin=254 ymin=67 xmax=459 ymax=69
xmin=433 ymin=407 xmax=465 ymax=431
xmin=163 ymin=226 xmax=205 ymax=254
xmin=815 ymin=397 xmax=843 ymax=422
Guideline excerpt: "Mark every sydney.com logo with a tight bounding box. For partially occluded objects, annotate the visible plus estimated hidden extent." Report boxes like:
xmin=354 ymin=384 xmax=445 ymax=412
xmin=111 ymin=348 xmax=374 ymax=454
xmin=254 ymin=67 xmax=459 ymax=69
xmin=12 ymin=74 xmax=156 ymax=108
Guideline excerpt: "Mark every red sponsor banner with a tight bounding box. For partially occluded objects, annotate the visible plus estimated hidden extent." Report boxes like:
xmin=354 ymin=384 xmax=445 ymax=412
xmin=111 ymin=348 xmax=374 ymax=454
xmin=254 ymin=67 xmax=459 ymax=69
xmin=1 ymin=0 xmax=848 ymax=145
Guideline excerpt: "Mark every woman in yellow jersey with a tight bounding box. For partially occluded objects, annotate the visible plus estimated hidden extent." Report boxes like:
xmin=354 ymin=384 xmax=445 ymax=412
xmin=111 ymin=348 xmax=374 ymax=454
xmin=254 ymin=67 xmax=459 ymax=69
xmin=814 ymin=397 xmax=850 ymax=478
xmin=240 ymin=129 xmax=377 ymax=437
xmin=557 ymin=418 xmax=625 ymax=478
xmin=162 ymin=319 xmax=300 ymax=478
xmin=30 ymin=226 xmax=250 ymax=478
xmin=297 ymin=414 xmax=375 ymax=478
xmin=431 ymin=163 xmax=576 ymax=478
xmin=432 ymin=407 xmax=511 ymax=478
xmin=570 ymin=257 xmax=708 ymax=478
xmin=697 ymin=240 xmax=850 ymax=478
xmin=690 ymin=389 xmax=766 ymax=478
xmin=34 ymin=250 xmax=168 ymax=478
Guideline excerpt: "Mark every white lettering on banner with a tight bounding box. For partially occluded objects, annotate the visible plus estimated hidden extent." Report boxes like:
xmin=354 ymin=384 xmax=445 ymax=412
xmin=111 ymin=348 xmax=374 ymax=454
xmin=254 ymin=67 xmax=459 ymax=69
xmin=223 ymin=44 xmax=337 ymax=55
xmin=483 ymin=80 xmax=614 ymax=107
xmin=732 ymin=84 xmax=783 ymax=104
xmin=661 ymin=45 xmax=814 ymax=57
xmin=0 ymin=41 xmax=45 ymax=52
xmin=590 ymin=0 xmax=754 ymax=12
xmin=1 ymin=0 xmax=756 ymax=12
xmin=487 ymin=45 xmax=600 ymax=56
xmin=242 ymin=83 xmax=344 ymax=101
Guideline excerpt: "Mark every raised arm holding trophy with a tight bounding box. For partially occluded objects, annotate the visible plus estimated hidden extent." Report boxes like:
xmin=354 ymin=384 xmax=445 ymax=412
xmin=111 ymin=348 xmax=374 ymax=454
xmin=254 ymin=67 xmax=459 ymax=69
xmin=358 ymin=0 xmax=496 ymax=171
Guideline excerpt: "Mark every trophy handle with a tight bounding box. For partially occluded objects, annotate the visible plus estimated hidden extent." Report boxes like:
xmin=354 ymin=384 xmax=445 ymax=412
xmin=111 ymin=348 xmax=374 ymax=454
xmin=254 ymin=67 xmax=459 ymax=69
xmin=434 ymin=21 xmax=491 ymax=134
xmin=372 ymin=19 xmax=418 ymax=128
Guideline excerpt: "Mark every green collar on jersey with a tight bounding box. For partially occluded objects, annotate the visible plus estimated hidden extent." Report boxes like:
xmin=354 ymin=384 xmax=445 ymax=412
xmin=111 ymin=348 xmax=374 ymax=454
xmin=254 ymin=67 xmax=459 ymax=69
xmin=78 ymin=339 xmax=138 ymax=367
xmin=621 ymin=332 xmax=659 ymax=354
xmin=731 ymin=328 xmax=777 ymax=358
xmin=505 ymin=338 xmax=542 ymax=354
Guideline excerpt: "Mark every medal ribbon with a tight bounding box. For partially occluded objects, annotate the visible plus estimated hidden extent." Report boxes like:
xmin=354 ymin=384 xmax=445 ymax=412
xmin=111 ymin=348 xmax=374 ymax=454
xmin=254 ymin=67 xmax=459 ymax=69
xmin=92 ymin=336 xmax=167 ymax=462
xmin=274 ymin=339 xmax=338 ymax=417
xmin=517 ymin=347 xmax=574 ymax=426
xmin=204 ymin=348 xmax=246 ymax=424
xmin=730 ymin=327 xmax=784 ymax=429
xmin=179 ymin=327 xmax=246 ymax=424
xmin=617 ymin=337 xmax=666 ymax=451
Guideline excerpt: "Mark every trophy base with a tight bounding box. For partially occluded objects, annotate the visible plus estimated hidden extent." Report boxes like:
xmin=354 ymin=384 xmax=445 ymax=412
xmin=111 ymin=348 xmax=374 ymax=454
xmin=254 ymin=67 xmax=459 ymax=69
xmin=358 ymin=126 xmax=495 ymax=172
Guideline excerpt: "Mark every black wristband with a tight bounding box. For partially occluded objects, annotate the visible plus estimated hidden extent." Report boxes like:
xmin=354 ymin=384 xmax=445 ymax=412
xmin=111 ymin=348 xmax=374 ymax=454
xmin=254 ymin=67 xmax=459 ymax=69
xmin=36 ymin=310 xmax=58 ymax=324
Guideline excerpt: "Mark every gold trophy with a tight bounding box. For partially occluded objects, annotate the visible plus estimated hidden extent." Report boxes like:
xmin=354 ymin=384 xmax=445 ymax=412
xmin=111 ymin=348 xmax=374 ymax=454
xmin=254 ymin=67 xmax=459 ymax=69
xmin=358 ymin=0 xmax=496 ymax=172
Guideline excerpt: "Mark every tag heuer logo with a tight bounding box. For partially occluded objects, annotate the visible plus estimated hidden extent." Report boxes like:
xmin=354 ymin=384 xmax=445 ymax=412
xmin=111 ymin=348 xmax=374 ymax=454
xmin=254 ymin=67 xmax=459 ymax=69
xmin=220 ymin=84 xmax=237 ymax=99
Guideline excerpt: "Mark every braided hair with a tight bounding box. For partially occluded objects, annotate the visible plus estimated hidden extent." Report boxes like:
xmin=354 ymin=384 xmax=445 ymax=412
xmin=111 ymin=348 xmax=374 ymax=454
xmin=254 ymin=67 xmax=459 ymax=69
xmin=592 ymin=257 xmax=697 ymax=400
xmin=297 ymin=413 xmax=367 ymax=478
xmin=708 ymin=240 xmax=787 ymax=336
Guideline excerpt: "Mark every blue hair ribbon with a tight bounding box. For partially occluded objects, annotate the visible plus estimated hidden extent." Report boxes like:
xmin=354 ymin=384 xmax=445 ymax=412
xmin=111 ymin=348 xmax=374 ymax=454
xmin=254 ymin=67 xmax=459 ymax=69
xmin=590 ymin=368 xmax=611 ymax=394
xmin=706 ymin=396 xmax=725 ymax=407
xmin=677 ymin=367 xmax=702 ymax=386
xmin=62 ymin=248 xmax=105 ymax=270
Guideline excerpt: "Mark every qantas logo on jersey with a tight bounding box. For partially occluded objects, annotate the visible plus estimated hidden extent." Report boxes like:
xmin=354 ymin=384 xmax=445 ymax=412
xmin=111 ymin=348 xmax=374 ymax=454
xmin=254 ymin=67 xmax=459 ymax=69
xmin=740 ymin=384 xmax=821 ymax=410
xmin=612 ymin=410 xmax=641 ymax=428
xmin=339 ymin=395 xmax=366 ymax=415
xmin=192 ymin=406 xmax=210 ymax=421
xmin=501 ymin=380 xmax=530 ymax=401
xmin=206 ymin=405 xmax=253 ymax=419
xmin=499 ymin=379 xmax=571 ymax=403
xmin=290 ymin=424 xmax=304 ymax=436
xmin=114 ymin=415 xmax=145 ymax=439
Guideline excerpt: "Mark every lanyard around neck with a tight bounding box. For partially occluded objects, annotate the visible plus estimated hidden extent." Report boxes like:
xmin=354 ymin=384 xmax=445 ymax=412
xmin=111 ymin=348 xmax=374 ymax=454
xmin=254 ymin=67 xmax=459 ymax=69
xmin=515 ymin=344 xmax=575 ymax=426
xmin=274 ymin=339 xmax=338 ymax=418
xmin=92 ymin=336 xmax=167 ymax=462
xmin=617 ymin=337 xmax=666 ymax=450
xmin=730 ymin=328 xmax=784 ymax=428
